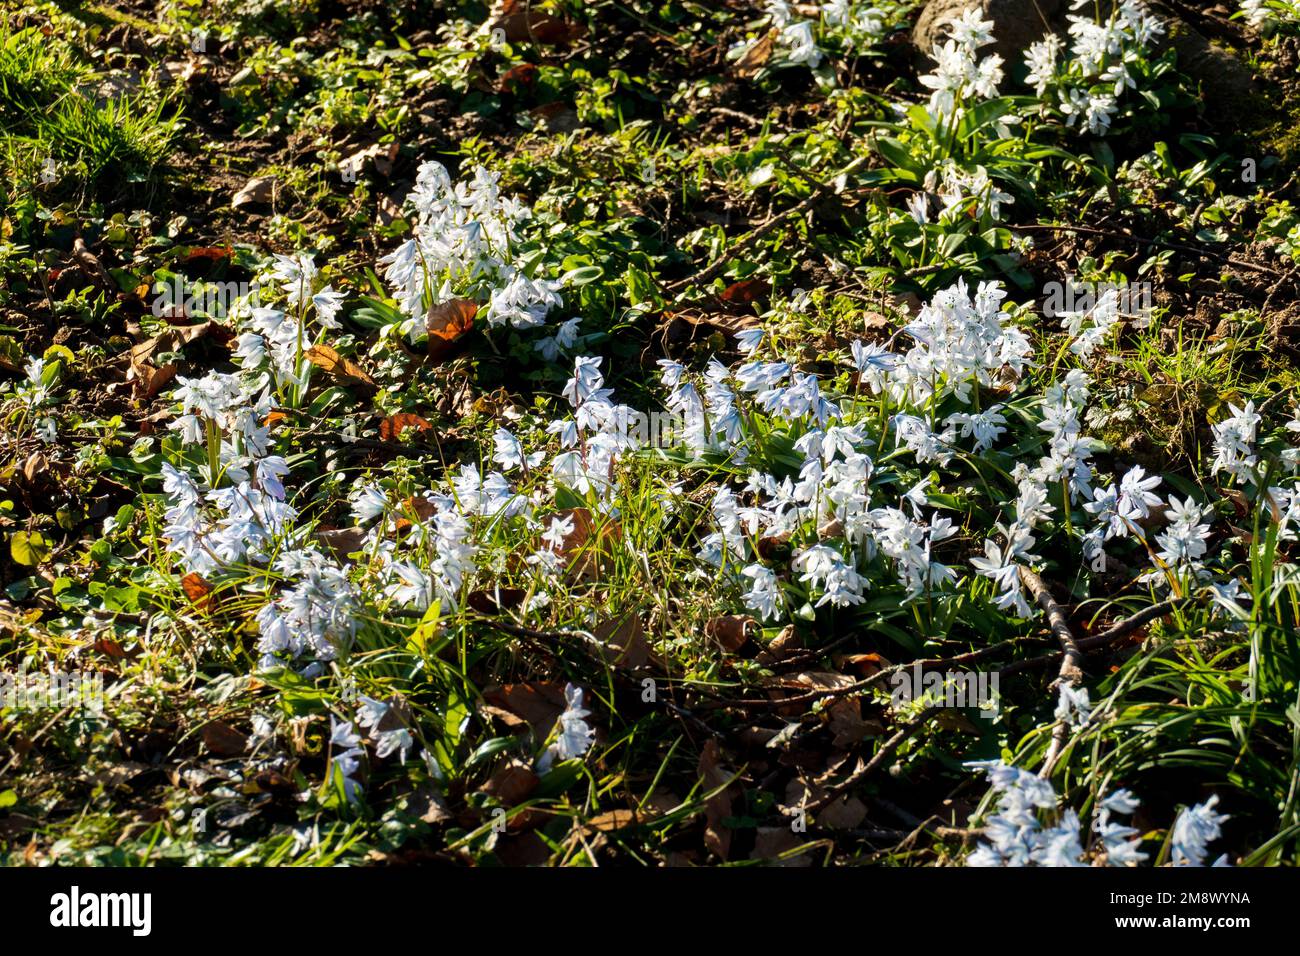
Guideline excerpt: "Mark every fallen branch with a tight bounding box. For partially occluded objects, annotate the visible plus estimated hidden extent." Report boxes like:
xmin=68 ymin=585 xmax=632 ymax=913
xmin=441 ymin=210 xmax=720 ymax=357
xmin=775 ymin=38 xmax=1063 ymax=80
xmin=1017 ymin=567 xmax=1086 ymax=777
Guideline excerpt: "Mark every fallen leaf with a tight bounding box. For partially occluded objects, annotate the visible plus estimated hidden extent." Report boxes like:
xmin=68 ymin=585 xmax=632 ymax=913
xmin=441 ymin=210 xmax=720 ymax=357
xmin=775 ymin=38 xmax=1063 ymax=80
xmin=181 ymin=571 xmax=215 ymax=612
xmin=378 ymin=412 xmax=433 ymax=442
xmin=250 ymin=769 xmax=297 ymax=796
xmin=304 ymin=344 xmax=377 ymax=390
xmin=92 ymin=637 xmax=126 ymax=658
xmin=499 ymin=62 xmax=538 ymax=92
xmin=705 ymin=615 xmax=754 ymax=653
xmin=494 ymin=831 xmax=552 ymax=865
xmin=719 ymin=278 xmax=770 ymax=306
xmin=483 ymin=683 xmax=567 ymax=738
xmin=201 ymin=720 xmax=248 ymax=757
xmin=816 ymin=794 xmax=868 ymax=830
xmin=21 ymin=452 xmax=46 ymax=486
xmin=528 ymin=102 xmax=579 ymax=132
xmin=376 ymin=192 xmax=404 ymax=227
xmin=315 ymin=526 xmax=367 ymax=558
xmin=552 ymin=507 xmax=622 ymax=583
xmin=657 ymin=309 xmax=759 ymax=353
xmin=180 ymin=245 xmax=233 ymax=264
xmin=756 ymin=625 xmax=802 ymax=666
xmin=481 ymin=759 xmax=539 ymax=805
xmin=130 ymin=360 xmax=177 ymax=400
xmin=750 ymin=826 xmax=813 ymax=865
xmin=488 ymin=0 xmax=586 ymax=45
xmin=232 ymin=176 xmax=277 ymax=208
xmin=72 ymin=238 xmax=115 ymax=290
xmin=412 ymin=786 xmax=454 ymax=825
xmin=594 ymin=611 xmax=652 ymax=669
xmin=734 ymin=30 xmax=777 ymax=79
xmin=583 ymin=809 xmax=639 ymax=833
xmin=767 ymin=671 xmax=880 ymax=747
xmin=426 ymin=298 xmax=478 ymax=361
xmin=697 ymin=739 xmax=736 ymax=861
xmin=342 ymin=142 xmax=400 ymax=180
xmin=129 ymin=322 xmax=213 ymax=367
xmin=834 ymin=652 xmax=890 ymax=677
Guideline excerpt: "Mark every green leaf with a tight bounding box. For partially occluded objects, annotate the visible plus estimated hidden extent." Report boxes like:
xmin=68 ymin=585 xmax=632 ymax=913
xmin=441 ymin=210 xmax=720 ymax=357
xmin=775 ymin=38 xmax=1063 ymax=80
xmin=9 ymin=531 xmax=51 ymax=566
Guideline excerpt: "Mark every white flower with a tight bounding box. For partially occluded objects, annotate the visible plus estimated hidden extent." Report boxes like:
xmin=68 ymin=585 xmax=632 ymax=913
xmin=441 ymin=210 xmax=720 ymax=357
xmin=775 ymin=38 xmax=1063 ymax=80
xmin=350 ymin=485 xmax=388 ymax=524
xmin=1170 ymin=796 xmax=1230 ymax=866
xmin=1054 ymin=683 xmax=1091 ymax=728
xmin=538 ymin=683 xmax=595 ymax=771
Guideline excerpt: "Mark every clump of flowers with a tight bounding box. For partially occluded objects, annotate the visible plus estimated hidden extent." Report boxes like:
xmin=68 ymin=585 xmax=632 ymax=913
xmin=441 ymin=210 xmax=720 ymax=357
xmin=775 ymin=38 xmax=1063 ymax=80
xmin=1023 ymin=0 xmax=1166 ymax=135
xmin=727 ymin=0 xmax=902 ymax=79
xmin=966 ymin=761 xmax=1230 ymax=867
xmin=379 ymin=160 xmax=563 ymax=343
xmin=917 ymin=9 xmax=1004 ymax=126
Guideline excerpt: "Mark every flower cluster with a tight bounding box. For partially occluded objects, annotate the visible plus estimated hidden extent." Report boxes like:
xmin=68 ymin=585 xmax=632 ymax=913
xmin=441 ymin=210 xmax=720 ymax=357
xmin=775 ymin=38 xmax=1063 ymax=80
xmin=729 ymin=1 xmax=898 ymax=76
xmin=917 ymin=10 xmax=1003 ymax=125
xmin=379 ymin=160 xmax=563 ymax=340
xmin=1023 ymin=0 xmax=1165 ymax=135
xmin=967 ymin=760 xmax=1228 ymax=867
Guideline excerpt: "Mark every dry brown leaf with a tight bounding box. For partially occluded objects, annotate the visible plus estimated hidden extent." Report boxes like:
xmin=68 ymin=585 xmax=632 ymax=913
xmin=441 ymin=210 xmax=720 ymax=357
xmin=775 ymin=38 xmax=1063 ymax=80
xmin=483 ymin=683 xmax=567 ymax=738
xmin=583 ymin=809 xmax=639 ymax=833
xmin=834 ymin=652 xmax=890 ymax=677
xmin=494 ymin=831 xmax=552 ymax=866
xmin=426 ymin=298 xmax=478 ymax=361
xmin=705 ymin=615 xmax=754 ymax=653
xmin=342 ymin=142 xmax=400 ymax=179
xmin=129 ymin=322 xmax=213 ymax=367
xmin=657 ymin=309 xmax=760 ymax=354
xmin=488 ymin=0 xmax=586 ymax=44
xmin=232 ymin=175 xmax=277 ymax=208
xmin=315 ymin=526 xmax=367 ymax=558
xmin=466 ymin=587 xmax=527 ymax=614
xmin=378 ymin=412 xmax=433 ymax=442
xmin=181 ymin=571 xmax=215 ymax=612
xmin=499 ymin=62 xmax=539 ymax=93
xmin=92 ymin=637 xmax=127 ymax=658
xmin=376 ymin=193 xmax=404 ymax=228
xmin=481 ymin=759 xmax=539 ymax=805
xmin=749 ymin=826 xmax=813 ymax=866
xmin=131 ymin=360 xmax=177 ymax=400
xmin=816 ymin=794 xmax=868 ymax=830
xmin=593 ymin=611 xmax=652 ymax=669
xmin=412 ymin=786 xmax=454 ymax=825
xmin=304 ymin=344 xmax=377 ymax=389
xmin=734 ymin=30 xmax=777 ymax=79
xmin=201 ymin=720 xmax=248 ymax=757
xmin=21 ymin=452 xmax=46 ymax=486
xmin=719 ymin=278 xmax=770 ymax=306
xmin=552 ymin=507 xmax=622 ymax=582
xmin=756 ymin=625 xmax=802 ymax=666
xmin=697 ymin=739 xmax=736 ymax=861
xmin=72 ymin=237 xmax=115 ymax=290
xmin=768 ymin=671 xmax=881 ymax=747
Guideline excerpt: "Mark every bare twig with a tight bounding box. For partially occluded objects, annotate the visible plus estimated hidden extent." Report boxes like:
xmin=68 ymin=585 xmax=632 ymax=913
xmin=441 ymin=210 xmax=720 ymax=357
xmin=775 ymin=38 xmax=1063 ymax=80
xmin=805 ymin=706 xmax=941 ymax=813
xmin=669 ymin=156 xmax=869 ymax=292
